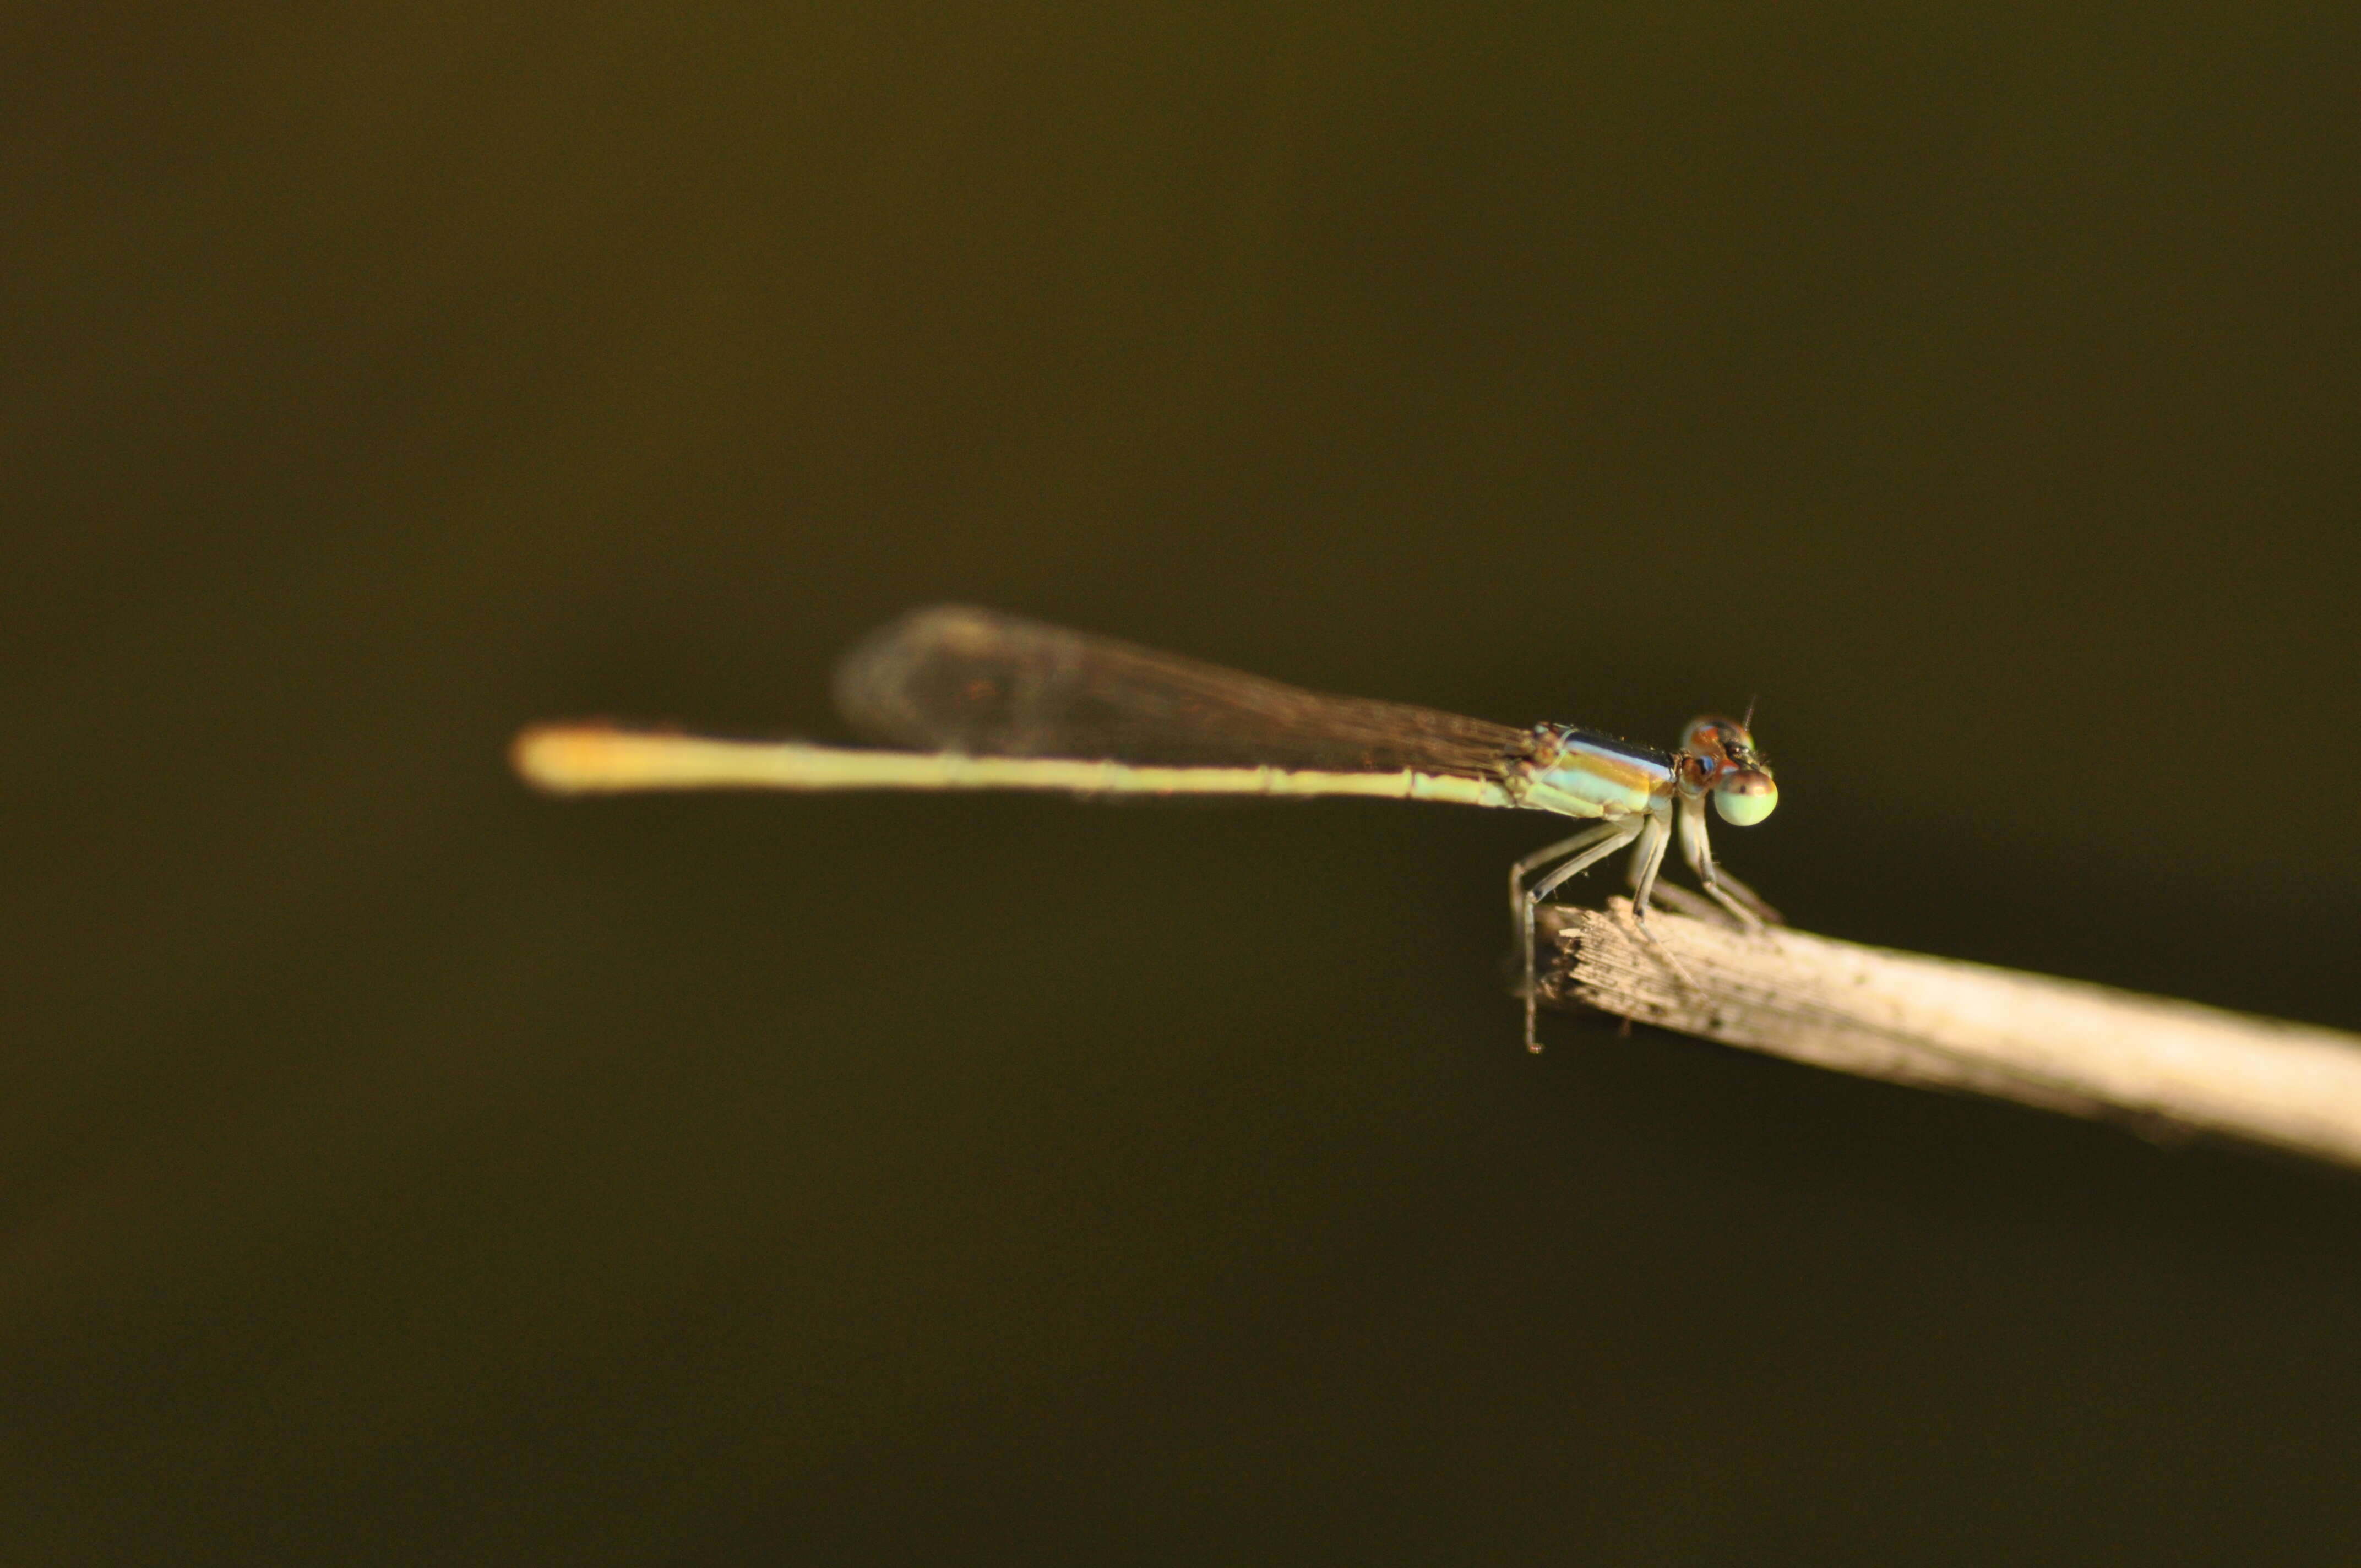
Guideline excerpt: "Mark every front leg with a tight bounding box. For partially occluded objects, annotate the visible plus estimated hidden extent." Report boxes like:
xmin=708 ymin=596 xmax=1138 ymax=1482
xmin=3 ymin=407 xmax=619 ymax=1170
xmin=1674 ymin=794 xmax=1782 ymax=926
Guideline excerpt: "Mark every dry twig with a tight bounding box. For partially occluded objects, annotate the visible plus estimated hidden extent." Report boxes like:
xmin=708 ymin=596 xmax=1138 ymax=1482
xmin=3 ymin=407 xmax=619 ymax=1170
xmin=1541 ymin=901 xmax=2361 ymax=1167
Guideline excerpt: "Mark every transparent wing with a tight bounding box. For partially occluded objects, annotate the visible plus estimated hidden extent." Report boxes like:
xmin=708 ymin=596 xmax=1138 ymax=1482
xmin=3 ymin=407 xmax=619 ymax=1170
xmin=831 ymin=605 xmax=1525 ymax=775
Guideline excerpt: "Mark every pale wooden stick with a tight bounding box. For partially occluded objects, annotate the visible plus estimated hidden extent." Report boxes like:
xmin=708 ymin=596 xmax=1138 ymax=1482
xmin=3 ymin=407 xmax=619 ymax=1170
xmin=1539 ymin=900 xmax=2361 ymax=1166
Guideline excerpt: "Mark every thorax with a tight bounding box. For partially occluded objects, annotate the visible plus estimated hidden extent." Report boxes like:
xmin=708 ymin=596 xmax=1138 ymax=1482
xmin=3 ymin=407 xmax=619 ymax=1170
xmin=1508 ymin=724 xmax=1675 ymax=819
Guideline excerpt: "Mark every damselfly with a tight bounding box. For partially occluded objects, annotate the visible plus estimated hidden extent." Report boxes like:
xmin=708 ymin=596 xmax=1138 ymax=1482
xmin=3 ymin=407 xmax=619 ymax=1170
xmin=513 ymin=606 xmax=1782 ymax=1049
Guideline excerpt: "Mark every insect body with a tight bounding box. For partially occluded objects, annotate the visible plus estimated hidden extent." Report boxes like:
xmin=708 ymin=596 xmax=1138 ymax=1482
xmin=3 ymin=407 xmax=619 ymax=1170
xmin=514 ymin=606 xmax=1780 ymax=1050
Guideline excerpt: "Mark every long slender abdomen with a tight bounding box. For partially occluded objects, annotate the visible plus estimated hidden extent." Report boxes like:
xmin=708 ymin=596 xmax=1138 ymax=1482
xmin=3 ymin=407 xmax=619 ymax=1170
xmin=513 ymin=726 xmax=1521 ymax=808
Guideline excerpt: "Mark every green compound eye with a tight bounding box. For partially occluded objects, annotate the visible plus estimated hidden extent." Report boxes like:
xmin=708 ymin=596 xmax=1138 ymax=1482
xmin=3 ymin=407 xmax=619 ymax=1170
xmin=1713 ymin=769 xmax=1778 ymax=826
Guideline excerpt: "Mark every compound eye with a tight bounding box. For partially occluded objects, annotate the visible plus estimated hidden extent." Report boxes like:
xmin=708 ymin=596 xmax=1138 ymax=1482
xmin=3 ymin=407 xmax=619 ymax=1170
xmin=1712 ymin=767 xmax=1778 ymax=826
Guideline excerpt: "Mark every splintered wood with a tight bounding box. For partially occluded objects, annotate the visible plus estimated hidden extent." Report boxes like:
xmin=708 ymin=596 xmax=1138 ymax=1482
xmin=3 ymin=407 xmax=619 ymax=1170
xmin=1540 ymin=901 xmax=2361 ymax=1167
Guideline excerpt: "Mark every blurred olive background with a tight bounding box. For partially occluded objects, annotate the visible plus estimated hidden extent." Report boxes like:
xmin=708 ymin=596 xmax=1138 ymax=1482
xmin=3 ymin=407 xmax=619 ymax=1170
xmin=10 ymin=4 xmax=2361 ymax=1562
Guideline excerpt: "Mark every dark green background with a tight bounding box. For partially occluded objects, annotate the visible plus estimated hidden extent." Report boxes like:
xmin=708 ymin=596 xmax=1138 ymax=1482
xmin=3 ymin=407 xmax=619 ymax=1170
xmin=12 ymin=6 xmax=2360 ymax=1561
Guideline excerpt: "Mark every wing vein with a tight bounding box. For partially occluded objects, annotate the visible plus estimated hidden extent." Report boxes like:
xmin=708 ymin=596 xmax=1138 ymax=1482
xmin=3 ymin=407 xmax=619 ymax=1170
xmin=831 ymin=606 xmax=1525 ymax=776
